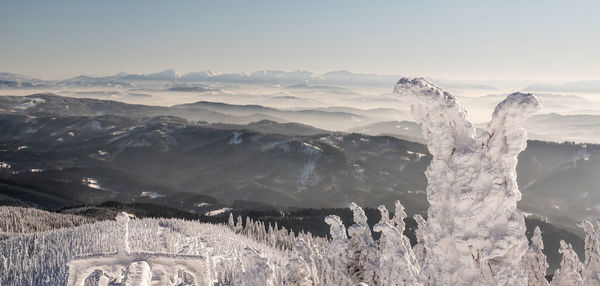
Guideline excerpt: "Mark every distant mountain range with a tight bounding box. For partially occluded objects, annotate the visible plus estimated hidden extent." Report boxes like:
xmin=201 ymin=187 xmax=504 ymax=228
xmin=4 ymin=69 xmax=600 ymax=96
xmin=0 ymin=69 xmax=403 ymax=87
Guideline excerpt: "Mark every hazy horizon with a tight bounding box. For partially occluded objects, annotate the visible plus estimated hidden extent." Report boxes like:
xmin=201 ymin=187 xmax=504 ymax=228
xmin=2 ymin=1 xmax=600 ymax=81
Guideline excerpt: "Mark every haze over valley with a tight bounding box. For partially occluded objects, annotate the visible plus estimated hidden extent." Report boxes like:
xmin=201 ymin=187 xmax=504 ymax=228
xmin=2 ymin=72 xmax=600 ymax=235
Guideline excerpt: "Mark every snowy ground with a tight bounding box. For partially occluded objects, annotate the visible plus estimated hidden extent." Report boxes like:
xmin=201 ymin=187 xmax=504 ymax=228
xmin=0 ymin=216 xmax=298 ymax=285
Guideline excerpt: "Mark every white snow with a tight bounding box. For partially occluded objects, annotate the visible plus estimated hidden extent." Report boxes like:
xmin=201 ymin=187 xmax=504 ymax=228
xmin=228 ymin=132 xmax=243 ymax=144
xmin=319 ymin=135 xmax=344 ymax=149
xmin=81 ymin=177 xmax=105 ymax=190
xmin=17 ymin=146 xmax=28 ymax=151
xmin=204 ymin=208 xmax=233 ymax=216
xmin=197 ymin=202 xmax=211 ymax=207
xmin=13 ymin=98 xmax=45 ymax=110
xmin=29 ymin=169 xmax=42 ymax=173
xmin=301 ymin=142 xmax=322 ymax=155
xmin=140 ymin=192 xmax=165 ymax=199
xmin=111 ymin=130 xmax=127 ymax=136
xmin=406 ymin=150 xmax=426 ymax=159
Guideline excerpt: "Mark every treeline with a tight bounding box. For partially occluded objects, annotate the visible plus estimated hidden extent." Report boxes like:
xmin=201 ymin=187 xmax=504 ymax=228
xmin=0 ymin=206 xmax=94 ymax=235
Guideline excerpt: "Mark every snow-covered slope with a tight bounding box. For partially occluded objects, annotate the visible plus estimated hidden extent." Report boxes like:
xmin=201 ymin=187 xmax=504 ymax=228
xmin=1 ymin=214 xmax=305 ymax=285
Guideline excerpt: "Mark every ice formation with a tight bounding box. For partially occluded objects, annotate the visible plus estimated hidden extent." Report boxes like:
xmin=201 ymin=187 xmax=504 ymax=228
xmin=394 ymin=77 xmax=542 ymax=285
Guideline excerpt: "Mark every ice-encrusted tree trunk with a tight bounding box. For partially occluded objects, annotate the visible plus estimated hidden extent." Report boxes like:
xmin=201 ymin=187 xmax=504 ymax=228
xmin=577 ymin=220 xmax=600 ymax=285
xmin=394 ymin=78 xmax=541 ymax=285
xmin=522 ymin=226 xmax=549 ymax=286
xmin=551 ymin=241 xmax=584 ymax=286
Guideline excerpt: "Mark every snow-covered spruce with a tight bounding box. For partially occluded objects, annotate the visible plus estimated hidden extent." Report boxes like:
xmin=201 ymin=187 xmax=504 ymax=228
xmin=551 ymin=241 xmax=584 ymax=286
xmin=373 ymin=203 xmax=421 ymax=286
xmin=522 ymin=227 xmax=549 ymax=286
xmin=572 ymin=220 xmax=600 ymax=285
xmin=346 ymin=202 xmax=379 ymax=284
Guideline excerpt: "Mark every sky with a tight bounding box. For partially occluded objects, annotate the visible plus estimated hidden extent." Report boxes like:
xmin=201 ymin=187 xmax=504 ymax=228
xmin=1 ymin=0 xmax=599 ymax=81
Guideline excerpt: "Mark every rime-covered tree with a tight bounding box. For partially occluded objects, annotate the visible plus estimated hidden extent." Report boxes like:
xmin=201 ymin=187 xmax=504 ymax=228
xmin=228 ymin=213 xmax=235 ymax=229
xmin=394 ymin=78 xmax=541 ymax=285
xmin=577 ymin=220 xmax=600 ymax=285
xmin=552 ymin=241 xmax=584 ymax=286
xmin=374 ymin=201 xmax=422 ymax=286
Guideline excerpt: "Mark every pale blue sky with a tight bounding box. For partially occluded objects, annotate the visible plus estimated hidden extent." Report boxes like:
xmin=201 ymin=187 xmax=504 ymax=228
xmin=1 ymin=0 xmax=599 ymax=80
